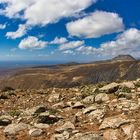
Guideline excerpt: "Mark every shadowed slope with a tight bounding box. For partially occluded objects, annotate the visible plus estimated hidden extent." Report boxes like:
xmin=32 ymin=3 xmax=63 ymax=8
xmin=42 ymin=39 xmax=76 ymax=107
xmin=0 ymin=59 xmax=140 ymax=89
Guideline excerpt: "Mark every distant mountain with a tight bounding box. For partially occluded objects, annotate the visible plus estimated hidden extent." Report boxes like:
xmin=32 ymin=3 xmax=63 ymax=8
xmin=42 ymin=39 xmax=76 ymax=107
xmin=0 ymin=59 xmax=140 ymax=89
xmin=112 ymin=55 xmax=136 ymax=62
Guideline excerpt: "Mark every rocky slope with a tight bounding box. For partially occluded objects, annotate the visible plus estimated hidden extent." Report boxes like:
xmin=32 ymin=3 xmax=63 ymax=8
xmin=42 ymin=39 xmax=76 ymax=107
xmin=1 ymin=80 xmax=140 ymax=139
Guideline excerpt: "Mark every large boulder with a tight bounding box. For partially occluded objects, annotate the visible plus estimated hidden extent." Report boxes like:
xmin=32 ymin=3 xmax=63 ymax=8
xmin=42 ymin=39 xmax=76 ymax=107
xmin=69 ymin=132 xmax=104 ymax=140
xmin=120 ymin=81 xmax=135 ymax=89
xmin=99 ymin=82 xmax=119 ymax=93
xmin=83 ymin=95 xmax=95 ymax=104
xmin=55 ymin=121 xmax=75 ymax=133
xmin=99 ymin=114 xmax=130 ymax=130
xmin=88 ymin=109 xmax=105 ymax=122
xmin=4 ymin=123 xmax=29 ymax=135
xmin=95 ymin=93 xmax=109 ymax=103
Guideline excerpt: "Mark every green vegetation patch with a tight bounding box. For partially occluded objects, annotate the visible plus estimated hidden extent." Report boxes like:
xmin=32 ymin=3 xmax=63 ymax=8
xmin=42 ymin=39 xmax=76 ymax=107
xmin=120 ymin=86 xmax=131 ymax=93
xmin=8 ymin=109 xmax=22 ymax=117
xmin=135 ymin=82 xmax=140 ymax=87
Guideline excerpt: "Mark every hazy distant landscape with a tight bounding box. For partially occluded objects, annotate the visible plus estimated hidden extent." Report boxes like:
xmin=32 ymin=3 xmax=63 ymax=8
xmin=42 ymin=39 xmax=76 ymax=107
xmin=0 ymin=60 xmax=67 ymax=80
xmin=0 ymin=55 xmax=138 ymax=89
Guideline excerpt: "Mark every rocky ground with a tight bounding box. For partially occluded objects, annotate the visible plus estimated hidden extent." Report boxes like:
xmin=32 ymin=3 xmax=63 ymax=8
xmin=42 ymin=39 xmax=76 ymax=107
xmin=1 ymin=80 xmax=140 ymax=140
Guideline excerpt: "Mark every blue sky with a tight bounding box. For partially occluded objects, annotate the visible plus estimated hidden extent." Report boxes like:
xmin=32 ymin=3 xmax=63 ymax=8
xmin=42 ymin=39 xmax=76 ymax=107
xmin=0 ymin=0 xmax=140 ymax=62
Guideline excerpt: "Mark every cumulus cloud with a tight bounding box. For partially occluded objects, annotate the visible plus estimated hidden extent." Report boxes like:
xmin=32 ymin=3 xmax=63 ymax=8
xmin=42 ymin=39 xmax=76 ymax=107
xmin=0 ymin=0 xmax=34 ymax=18
xmin=72 ymin=28 xmax=140 ymax=58
xmin=66 ymin=11 xmax=124 ymax=38
xmin=76 ymin=46 xmax=97 ymax=55
xmin=0 ymin=0 xmax=96 ymax=26
xmin=0 ymin=24 xmax=6 ymax=29
xmin=50 ymin=37 xmax=68 ymax=44
xmin=62 ymin=50 xmax=74 ymax=55
xmin=25 ymin=0 xmax=96 ymax=26
xmin=59 ymin=40 xmax=84 ymax=50
xmin=19 ymin=36 xmax=47 ymax=49
xmin=100 ymin=28 xmax=140 ymax=57
xmin=6 ymin=24 xmax=28 ymax=39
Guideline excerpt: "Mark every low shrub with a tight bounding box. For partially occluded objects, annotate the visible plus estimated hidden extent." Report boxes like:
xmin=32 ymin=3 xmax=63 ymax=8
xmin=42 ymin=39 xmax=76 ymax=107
xmin=2 ymin=86 xmax=14 ymax=92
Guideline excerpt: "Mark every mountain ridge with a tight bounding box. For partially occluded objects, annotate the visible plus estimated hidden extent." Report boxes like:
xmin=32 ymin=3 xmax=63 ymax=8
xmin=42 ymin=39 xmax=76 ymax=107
xmin=0 ymin=55 xmax=139 ymax=89
xmin=112 ymin=54 xmax=136 ymax=62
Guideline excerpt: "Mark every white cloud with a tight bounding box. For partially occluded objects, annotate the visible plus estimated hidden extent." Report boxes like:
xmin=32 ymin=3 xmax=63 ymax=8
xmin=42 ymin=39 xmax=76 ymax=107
xmin=62 ymin=50 xmax=74 ymax=55
xmin=19 ymin=36 xmax=47 ymax=49
xmin=25 ymin=0 xmax=96 ymax=26
xmin=59 ymin=40 xmax=84 ymax=50
xmin=6 ymin=24 xmax=27 ymax=39
xmin=66 ymin=11 xmax=124 ymax=38
xmin=76 ymin=46 xmax=97 ymax=55
xmin=0 ymin=0 xmax=96 ymax=26
xmin=73 ymin=28 xmax=140 ymax=58
xmin=50 ymin=37 xmax=68 ymax=44
xmin=0 ymin=0 xmax=35 ymax=18
xmin=0 ymin=24 xmax=6 ymax=29
xmin=100 ymin=28 xmax=140 ymax=57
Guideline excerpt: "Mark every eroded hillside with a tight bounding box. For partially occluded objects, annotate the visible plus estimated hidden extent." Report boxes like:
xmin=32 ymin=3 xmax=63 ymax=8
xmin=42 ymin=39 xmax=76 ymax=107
xmin=0 ymin=60 xmax=140 ymax=89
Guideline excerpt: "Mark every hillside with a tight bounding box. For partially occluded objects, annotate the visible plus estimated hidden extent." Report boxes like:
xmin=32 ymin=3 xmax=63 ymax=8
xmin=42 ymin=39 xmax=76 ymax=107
xmin=112 ymin=54 xmax=136 ymax=62
xmin=0 ymin=59 xmax=140 ymax=89
xmin=0 ymin=80 xmax=140 ymax=139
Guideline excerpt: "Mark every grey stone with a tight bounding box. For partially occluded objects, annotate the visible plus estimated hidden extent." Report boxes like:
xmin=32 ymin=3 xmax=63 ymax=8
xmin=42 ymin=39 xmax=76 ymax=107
xmin=4 ymin=123 xmax=29 ymax=135
xmin=83 ymin=105 xmax=97 ymax=114
xmin=121 ymin=82 xmax=135 ymax=89
xmin=50 ymin=131 xmax=69 ymax=140
xmin=99 ymin=114 xmax=130 ymax=130
xmin=55 ymin=121 xmax=75 ymax=133
xmin=72 ymin=102 xmax=85 ymax=109
xmin=83 ymin=95 xmax=95 ymax=104
xmin=34 ymin=123 xmax=50 ymax=129
xmin=29 ymin=128 xmax=43 ymax=137
xmin=48 ymin=93 xmax=61 ymax=103
xmin=100 ymin=82 xmax=119 ymax=93
xmin=69 ymin=132 xmax=104 ymax=140
xmin=95 ymin=93 xmax=109 ymax=103
xmin=88 ymin=109 xmax=105 ymax=122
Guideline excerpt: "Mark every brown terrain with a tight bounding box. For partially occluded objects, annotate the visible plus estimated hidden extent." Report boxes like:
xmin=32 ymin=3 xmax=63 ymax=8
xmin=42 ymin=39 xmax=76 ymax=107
xmin=1 ymin=79 xmax=140 ymax=140
xmin=0 ymin=55 xmax=140 ymax=140
xmin=0 ymin=55 xmax=139 ymax=89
